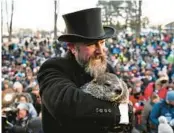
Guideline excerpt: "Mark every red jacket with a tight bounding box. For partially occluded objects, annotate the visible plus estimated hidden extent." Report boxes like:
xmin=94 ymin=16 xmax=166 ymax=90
xmin=143 ymin=82 xmax=168 ymax=100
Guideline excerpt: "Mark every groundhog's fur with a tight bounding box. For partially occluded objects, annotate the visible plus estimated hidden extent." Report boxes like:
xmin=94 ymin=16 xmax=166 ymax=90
xmin=81 ymin=72 xmax=129 ymax=103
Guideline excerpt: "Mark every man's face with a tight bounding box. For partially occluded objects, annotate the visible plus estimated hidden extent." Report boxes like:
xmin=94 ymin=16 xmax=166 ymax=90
xmin=72 ymin=40 xmax=107 ymax=77
xmin=17 ymin=109 xmax=28 ymax=119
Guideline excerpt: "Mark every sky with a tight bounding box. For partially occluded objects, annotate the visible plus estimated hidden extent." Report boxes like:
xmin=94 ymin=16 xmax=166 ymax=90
xmin=2 ymin=0 xmax=174 ymax=32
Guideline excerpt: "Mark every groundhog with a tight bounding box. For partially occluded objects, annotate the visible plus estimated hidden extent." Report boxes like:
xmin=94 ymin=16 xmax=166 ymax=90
xmin=81 ymin=72 xmax=129 ymax=103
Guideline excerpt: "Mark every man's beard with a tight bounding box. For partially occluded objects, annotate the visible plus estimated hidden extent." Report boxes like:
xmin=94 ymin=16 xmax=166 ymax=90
xmin=76 ymin=54 xmax=107 ymax=78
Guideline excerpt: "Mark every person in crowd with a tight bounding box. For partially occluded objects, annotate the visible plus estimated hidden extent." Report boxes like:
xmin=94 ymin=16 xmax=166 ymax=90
xmin=158 ymin=116 xmax=173 ymax=133
xmin=143 ymin=76 xmax=169 ymax=100
xmin=150 ymin=90 xmax=174 ymax=132
xmin=7 ymin=103 xmax=32 ymax=133
xmin=15 ymin=93 xmax=38 ymax=118
xmin=37 ymin=8 xmax=133 ymax=133
xmin=141 ymin=93 xmax=160 ymax=133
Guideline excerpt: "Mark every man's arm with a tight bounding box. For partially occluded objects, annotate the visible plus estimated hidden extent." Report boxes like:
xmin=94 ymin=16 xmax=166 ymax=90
xmin=37 ymin=59 xmax=121 ymax=125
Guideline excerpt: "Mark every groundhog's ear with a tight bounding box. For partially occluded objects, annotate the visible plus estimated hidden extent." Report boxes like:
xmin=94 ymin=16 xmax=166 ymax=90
xmin=92 ymin=79 xmax=97 ymax=84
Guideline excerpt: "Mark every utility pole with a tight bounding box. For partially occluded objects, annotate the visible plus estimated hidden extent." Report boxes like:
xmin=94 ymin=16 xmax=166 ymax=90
xmin=136 ymin=0 xmax=142 ymax=36
xmin=1 ymin=0 xmax=3 ymax=43
xmin=54 ymin=0 xmax=58 ymax=40
xmin=9 ymin=0 xmax=14 ymax=42
xmin=5 ymin=0 xmax=9 ymax=35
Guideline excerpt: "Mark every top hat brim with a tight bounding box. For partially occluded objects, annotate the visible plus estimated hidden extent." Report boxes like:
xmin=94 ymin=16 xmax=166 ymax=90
xmin=58 ymin=26 xmax=115 ymax=43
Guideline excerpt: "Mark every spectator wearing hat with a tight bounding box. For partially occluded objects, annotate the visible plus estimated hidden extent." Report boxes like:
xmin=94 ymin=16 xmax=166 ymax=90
xmin=143 ymin=76 xmax=169 ymax=100
xmin=150 ymin=90 xmax=174 ymax=132
xmin=16 ymin=93 xmax=38 ymax=118
xmin=158 ymin=116 xmax=173 ymax=133
xmin=7 ymin=103 xmax=32 ymax=133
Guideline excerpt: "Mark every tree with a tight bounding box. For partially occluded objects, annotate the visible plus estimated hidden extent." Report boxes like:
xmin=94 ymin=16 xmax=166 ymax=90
xmin=1 ymin=0 xmax=3 ymax=42
xmin=97 ymin=0 xmax=141 ymax=33
xmin=136 ymin=0 xmax=142 ymax=36
xmin=157 ymin=25 xmax=162 ymax=32
xmin=141 ymin=16 xmax=149 ymax=28
xmin=54 ymin=0 xmax=59 ymax=39
xmin=5 ymin=0 xmax=14 ymax=42
xmin=97 ymin=0 xmax=123 ymax=26
xmin=9 ymin=0 xmax=14 ymax=42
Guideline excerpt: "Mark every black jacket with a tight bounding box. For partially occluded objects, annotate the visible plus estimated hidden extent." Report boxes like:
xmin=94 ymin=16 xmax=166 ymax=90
xmin=37 ymin=54 xmax=132 ymax=133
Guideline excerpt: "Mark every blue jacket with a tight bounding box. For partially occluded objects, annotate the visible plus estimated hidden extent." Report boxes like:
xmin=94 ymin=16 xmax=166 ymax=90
xmin=150 ymin=100 xmax=174 ymax=126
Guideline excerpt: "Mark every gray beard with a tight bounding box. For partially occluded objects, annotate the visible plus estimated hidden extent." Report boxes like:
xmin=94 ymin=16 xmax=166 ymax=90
xmin=85 ymin=62 xmax=107 ymax=78
xmin=75 ymin=55 xmax=107 ymax=78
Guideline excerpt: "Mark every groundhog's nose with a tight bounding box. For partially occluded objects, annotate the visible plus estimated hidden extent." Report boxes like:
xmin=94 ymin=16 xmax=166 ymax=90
xmin=114 ymin=88 xmax=122 ymax=94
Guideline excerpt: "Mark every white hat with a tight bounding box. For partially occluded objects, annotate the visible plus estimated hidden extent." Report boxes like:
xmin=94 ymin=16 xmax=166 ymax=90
xmin=158 ymin=116 xmax=174 ymax=133
xmin=17 ymin=103 xmax=29 ymax=111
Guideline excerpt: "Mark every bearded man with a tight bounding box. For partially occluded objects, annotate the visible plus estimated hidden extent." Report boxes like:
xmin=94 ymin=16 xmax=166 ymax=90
xmin=37 ymin=8 xmax=133 ymax=133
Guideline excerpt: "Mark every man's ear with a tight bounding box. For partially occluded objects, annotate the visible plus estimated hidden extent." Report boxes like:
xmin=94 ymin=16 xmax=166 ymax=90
xmin=92 ymin=79 xmax=97 ymax=84
xmin=67 ymin=43 xmax=75 ymax=54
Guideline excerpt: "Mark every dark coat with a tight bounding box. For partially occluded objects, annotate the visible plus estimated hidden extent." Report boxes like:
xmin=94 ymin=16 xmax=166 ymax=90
xmin=37 ymin=54 xmax=132 ymax=133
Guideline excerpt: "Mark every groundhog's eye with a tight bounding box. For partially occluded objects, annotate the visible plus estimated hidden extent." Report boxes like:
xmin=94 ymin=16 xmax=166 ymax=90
xmin=104 ymin=83 xmax=111 ymax=86
xmin=104 ymin=81 xmax=111 ymax=86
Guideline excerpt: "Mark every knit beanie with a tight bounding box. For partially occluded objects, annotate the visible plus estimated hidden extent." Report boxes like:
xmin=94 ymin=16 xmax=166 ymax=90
xmin=166 ymin=90 xmax=174 ymax=102
xmin=158 ymin=116 xmax=174 ymax=133
xmin=17 ymin=103 xmax=29 ymax=111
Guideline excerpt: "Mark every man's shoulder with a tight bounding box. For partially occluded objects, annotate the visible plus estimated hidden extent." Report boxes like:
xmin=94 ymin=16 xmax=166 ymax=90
xmin=39 ymin=57 xmax=72 ymax=71
xmin=155 ymin=100 xmax=166 ymax=108
xmin=42 ymin=57 xmax=69 ymax=66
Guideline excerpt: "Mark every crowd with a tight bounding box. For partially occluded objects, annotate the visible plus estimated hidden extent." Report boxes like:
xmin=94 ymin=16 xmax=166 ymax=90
xmin=1 ymin=31 xmax=174 ymax=133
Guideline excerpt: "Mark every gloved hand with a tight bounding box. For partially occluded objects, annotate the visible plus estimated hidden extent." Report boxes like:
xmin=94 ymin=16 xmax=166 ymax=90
xmin=119 ymin=103 xmax=129 ymax=124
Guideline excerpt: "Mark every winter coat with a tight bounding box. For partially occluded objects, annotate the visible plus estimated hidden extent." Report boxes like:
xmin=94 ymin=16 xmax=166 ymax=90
xmin=26 ymin=117 xmax=43 ymax=133
xmin=144 ymin=82 xmax=168 ymax=100
xmin=10 ymin=116 xmax=31 ymax=133
xmin=37 ymin=54 xmax=133 ymax=133
xmin=141 ymin=99 xmax=156 ymax=132
xmin=150 ymin=100 xmax=174 ymax=126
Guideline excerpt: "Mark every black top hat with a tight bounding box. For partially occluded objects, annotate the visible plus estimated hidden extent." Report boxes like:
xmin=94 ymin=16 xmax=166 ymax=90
xmin=58 ymin=8 xmax=115 ymax=43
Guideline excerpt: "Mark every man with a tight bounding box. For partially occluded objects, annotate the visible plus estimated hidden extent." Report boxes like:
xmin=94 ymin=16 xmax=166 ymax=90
xmin=37 ymin=8 xmax=133 ymax=133
xmin=150 ymin=90 xmax=174 ymax=132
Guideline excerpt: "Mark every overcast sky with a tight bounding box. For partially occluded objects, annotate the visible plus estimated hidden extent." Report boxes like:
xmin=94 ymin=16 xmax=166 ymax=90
xmin=2 ymin=0 xmax=174 ymax=31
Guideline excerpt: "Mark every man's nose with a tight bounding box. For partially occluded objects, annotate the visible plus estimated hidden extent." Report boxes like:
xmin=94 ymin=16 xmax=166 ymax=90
xmin=95 ymin=43 xmax=105 ymax=54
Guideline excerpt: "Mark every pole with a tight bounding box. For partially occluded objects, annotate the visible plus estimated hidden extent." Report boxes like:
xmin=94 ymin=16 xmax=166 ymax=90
xmin=9 ymin=0 xmax=14 ymax=42
xmin=54 ymin=0 xmax=58 ymax=40
xmin=137 ymin=0 xmax=142 ymax=36
xmin=1 ymin=0 xmax=3 ymax=42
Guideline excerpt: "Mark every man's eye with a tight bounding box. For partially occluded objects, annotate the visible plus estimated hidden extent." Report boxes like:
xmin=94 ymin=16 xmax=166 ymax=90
xmin=87 ymin=43 xmax=95 ymax=46
xmin=100 ymin=41 xmax=105 ymax=45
